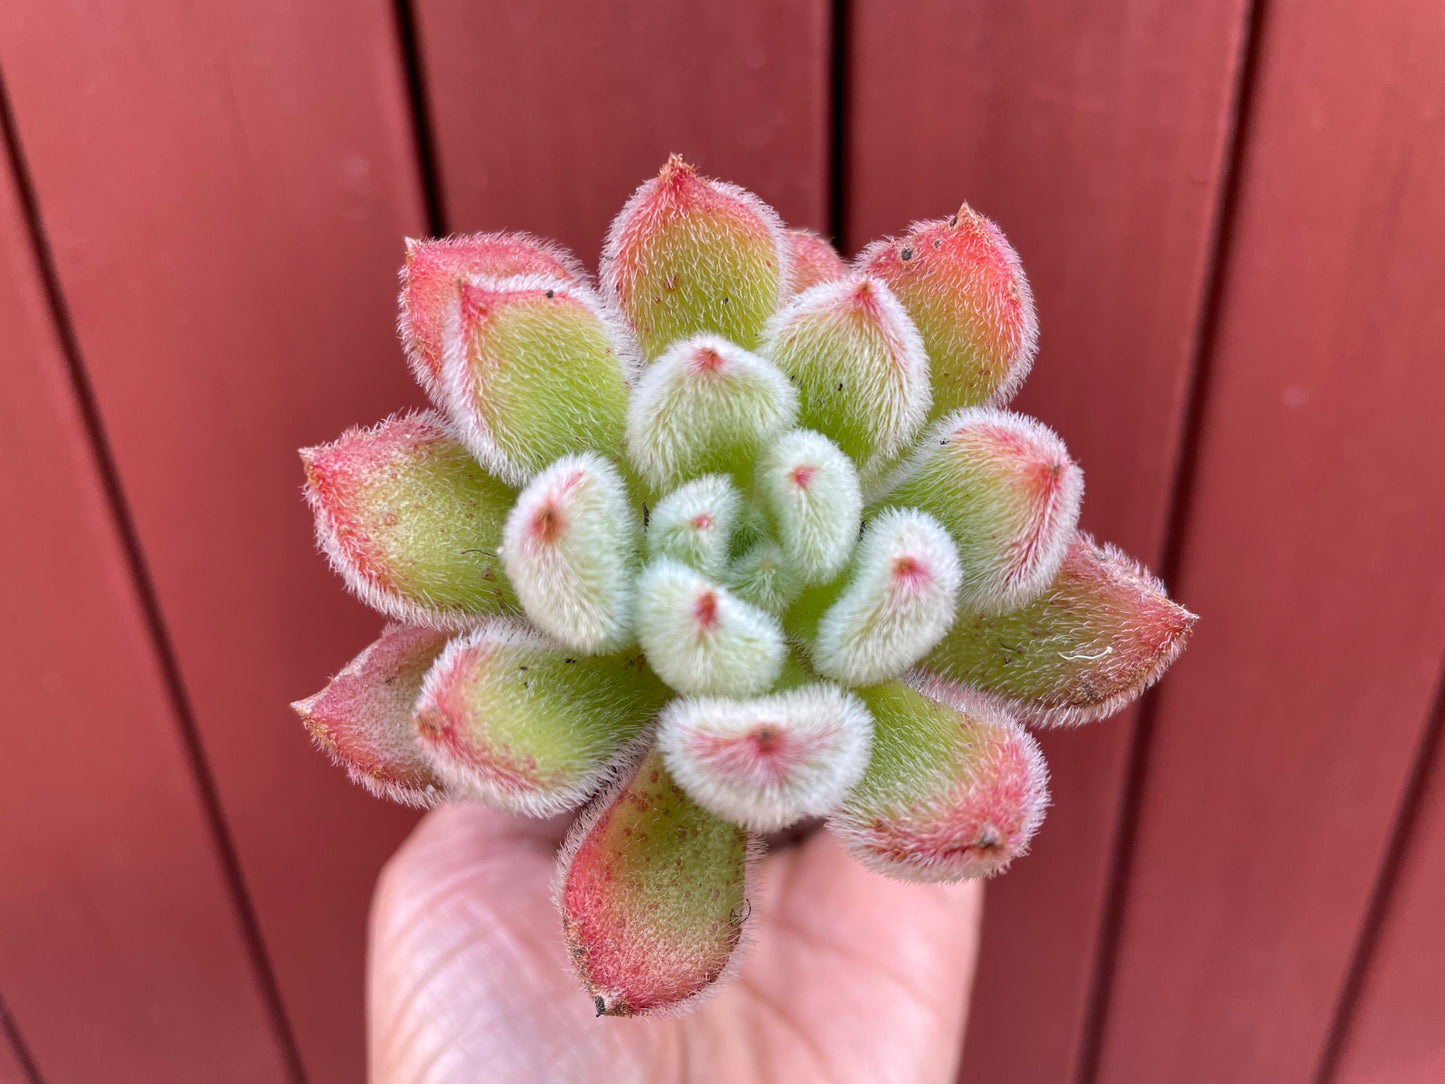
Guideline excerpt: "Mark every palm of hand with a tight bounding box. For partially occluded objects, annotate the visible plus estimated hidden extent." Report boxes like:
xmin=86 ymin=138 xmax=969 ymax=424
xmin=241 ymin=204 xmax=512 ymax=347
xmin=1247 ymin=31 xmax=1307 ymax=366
xmin=370 ymin=806 xmax=982 ymax=1084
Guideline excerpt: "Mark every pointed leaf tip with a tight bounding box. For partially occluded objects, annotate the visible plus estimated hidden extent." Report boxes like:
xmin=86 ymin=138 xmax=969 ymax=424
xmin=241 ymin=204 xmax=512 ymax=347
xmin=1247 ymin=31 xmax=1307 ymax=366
xmin=302 ymin=411 xmax=516 ymax=628
xmin=292 ymin=624 xmax=451 ymax=807
xmin=557 ymin=748 xmax=753 ymax=1017
xmin=857 ymin=204 xmax=1037 ymax=412
xmin=602 ymin=164 xmax=790 ymax=358
xmin=762 ymin=273 xmax=931 ymax=471
xmin=921 ymin=533 xmax=1197 ymax=726
xmin=400 ymin=231 xmax=588 ymax=395
xmin=831 ymin=681 xmax=1049 ymax=882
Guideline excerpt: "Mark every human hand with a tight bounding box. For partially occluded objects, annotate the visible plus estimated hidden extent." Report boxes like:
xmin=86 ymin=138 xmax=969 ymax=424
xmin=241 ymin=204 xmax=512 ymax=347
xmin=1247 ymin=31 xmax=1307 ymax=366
xmin=369 ymin=803 xmax=983 ymax=1084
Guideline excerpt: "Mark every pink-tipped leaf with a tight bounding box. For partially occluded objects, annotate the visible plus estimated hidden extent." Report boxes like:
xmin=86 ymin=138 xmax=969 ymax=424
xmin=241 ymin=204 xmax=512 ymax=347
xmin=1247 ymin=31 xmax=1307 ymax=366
xmin=785 ymin=228 xmax=848 ymax=295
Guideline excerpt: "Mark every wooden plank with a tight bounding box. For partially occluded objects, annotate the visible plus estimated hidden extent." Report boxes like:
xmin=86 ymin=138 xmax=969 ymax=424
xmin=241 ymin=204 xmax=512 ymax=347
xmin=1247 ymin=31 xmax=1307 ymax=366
xmin=0 ymin=4 xmax=429 ymax=1079
xmin=1329 ymin=709 xmax=1445 ymax=1084
xmin=0 ymin=124 xmax=290 ymax=1083
xmin=845 ymin=4 xmax=1249 ymax=1081
xmin=414 ymin=0 xmax=832 ymax=246
xmin=1093 ymin=1 xmax=1445 ymax=1081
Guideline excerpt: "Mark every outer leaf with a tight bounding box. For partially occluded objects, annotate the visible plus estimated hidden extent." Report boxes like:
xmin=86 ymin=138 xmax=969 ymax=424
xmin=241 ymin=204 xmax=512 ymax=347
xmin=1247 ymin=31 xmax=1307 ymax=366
xmin=919 ymin=533 xmax=1197 ymax=726
xmin=784 ymin=228 xmax=848 ymax=295
xmin=811 ymin=509 xmax=962 ymax=687
xmin=761 ymin=274 xmax=930 ymax=470
xmin=625 ymin=335 xmax=797 ymax=494
xmin=291 ymin=624 xmax=450 ymax=807
xmin=877 ymin=407 xmax=1082 ymax=612
xmin=400 ymin=231 xmax=587 ymax=396
xmin=635 ymin=559 xmax=786 ymax=697
xmin=501 ymin=453 xmax=639 ymax=655
xmin=830 ymin=680 xmax=1049 ymax=882
xmin=557 ymin=748 xmax=753 ymax=1017
xmin=602 ymin=155 xmax=791 ymax=359
xmin=657 ymin=684 xmax=873 ymax=831
xmin=301 ymin=411 xmax=515 ymax=629
xmin=441 ymin=276 xmax=634 ymax=485
xmin=857 ymin=203 xmax=1037 ymax=412
xmin=414 ymin=619 xmax=666 ymax=815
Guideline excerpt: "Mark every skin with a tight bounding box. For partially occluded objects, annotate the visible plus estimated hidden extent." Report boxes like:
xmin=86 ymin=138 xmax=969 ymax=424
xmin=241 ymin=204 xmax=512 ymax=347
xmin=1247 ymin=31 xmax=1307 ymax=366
xmin=369 ymin=805 xmax=983 ymax=1084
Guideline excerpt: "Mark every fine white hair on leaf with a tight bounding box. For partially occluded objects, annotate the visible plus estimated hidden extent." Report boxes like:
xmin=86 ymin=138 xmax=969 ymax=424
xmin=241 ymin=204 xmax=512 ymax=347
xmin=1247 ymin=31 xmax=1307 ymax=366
xmin=657 ymin=684 xmax=874 ymax=832
xmin=645 ymin=474 xmax=743 ymax=579
xmin=625 ymin=334 xmax=798 ymax=493
xmin=813 ymin=508 xmax=962 ymax=687
xmin=756 ymin=429 xmax=862 ymax=584
xmin=872 ymin=406 xmax=1083 ymax=613
xmin=413 ymin=619 xmax=663 ymax=817
xmin=761 ymin=273 xmax=931 ymax=473
xmin=437 ymin=273 xmax=640 ymax=487
xmin=634 ymin=558 xmax=786 ymax=697
xmin=500 ymin=452 xmax=639 ymax=655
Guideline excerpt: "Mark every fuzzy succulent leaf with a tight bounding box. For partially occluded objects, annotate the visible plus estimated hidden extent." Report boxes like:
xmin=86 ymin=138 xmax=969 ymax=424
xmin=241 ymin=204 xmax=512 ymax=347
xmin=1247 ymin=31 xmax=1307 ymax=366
xmin=501 ymin=453 xmax=639 ymax=655
xmin=756 ymin=429 xmax=862 ymax=585
xmin=645 ymin=474 xmax=742 ymax=579
xmin=810 ymin=509 xmax=963 ymax=687
xmin=602 ymin=156 xmax=790 ymax=359
xmin=441 ymin=276 xmax=634 ymax=485
xmin=557 ymin=748 xmax=752 ymax=1017
xmin=657 ymin=684 xmax=873 ymax=832
xmin=877 ymin=407 xmax=1082 ymax=612
xmin=831 ymin=680 xmax=1049 ymax=882
xmin=784 ymin=228 xmax=848 ymax=295
xmin=400 ymin=231 xmax=588 ymax=396
xmin=919 ymin=533 xmax=1198 ymax=726
xmin=625 ymin=335 xmax=798 ymax=494
xmin=291 ymin=624 xmax=450 ymax=807
xmin=857 ymin=203 xmax=1037 ymax=413
xmin=301 ymin=411 xmax=515 ymax=629
xmin=635 ymin=559 xmax=786 ymax=697
xmin=414 ymin=620 xmax=666 ymax=815
xmin=762 ymin=274 xmax=931 ymax=472
xmin=725 ymin=540 xmax=802 ymax=616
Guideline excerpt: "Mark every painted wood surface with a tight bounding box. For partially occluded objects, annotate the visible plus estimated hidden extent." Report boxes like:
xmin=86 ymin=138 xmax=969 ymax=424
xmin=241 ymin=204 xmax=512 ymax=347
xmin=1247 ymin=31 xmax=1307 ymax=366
xmin=0 ymin=3 xmax=429 ymax=1080
xmin=1091 ymin=1 xmax=1445 ymax=1081
xmin=0 ymin=125 xmax=290 ymax=1083
xmin=1330 ymin=708 xmax=1445 ymax=1084
xmin=413 ymin=0 xmax=832 ymax=245
xmin=845 ymin=4 xmax=1249 ymax=1081
xmin=0 ymin=1024 xmax=29 ymax=1084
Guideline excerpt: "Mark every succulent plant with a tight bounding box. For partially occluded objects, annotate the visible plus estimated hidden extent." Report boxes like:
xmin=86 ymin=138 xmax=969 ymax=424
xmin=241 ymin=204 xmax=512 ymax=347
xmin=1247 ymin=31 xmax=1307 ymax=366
xmin=295 ymin=156 xmax=1196 ymax=1018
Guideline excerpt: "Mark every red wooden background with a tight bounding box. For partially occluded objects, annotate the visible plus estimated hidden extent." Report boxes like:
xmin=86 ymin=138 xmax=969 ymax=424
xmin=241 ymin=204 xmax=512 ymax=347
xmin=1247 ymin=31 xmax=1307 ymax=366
xmin=1 ymin=1 xmax=1441 ymax=1081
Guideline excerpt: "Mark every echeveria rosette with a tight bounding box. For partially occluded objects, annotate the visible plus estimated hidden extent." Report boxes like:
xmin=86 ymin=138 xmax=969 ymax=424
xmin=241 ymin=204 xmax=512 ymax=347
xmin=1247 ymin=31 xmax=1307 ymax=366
xmin=294 ymin=155 xmax=1197 ymax=1017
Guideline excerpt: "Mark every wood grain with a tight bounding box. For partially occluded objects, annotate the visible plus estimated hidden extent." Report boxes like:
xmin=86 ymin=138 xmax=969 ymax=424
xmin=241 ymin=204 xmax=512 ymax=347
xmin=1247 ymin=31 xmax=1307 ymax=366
xmin=845 ymin=4 xmax=1249 ymax=1081
xmin=414 ymin=0 xmax=831 ymax=251
xmin=1093 ymin=1 xmax=1445 ymax=1080
xmin=1329 ymin=707 xmax=1445 ymax=1084
xmin=0 ymin=125 xmax=290 ymax=1084
xmin=0 ymin=3 xmax=430 ymax=1079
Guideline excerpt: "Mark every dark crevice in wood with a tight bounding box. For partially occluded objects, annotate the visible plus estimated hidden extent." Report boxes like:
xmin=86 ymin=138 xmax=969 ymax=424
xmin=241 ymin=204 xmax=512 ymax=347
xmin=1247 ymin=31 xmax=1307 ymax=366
xmin=393 ymin=0 xmax=448 ymax=235
xmin=1072 ymin=2 xmax=1270 ymax=1081
xmin=0 ymin=995 xmax=44 ymax=1084
xmin=827 ymin=0 xmax=851 ymax=253
xmin=0 ymin=68 xmax=310 ymax=1084
xmin=1311 ymin=666 xmax=1445 ymax=1084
